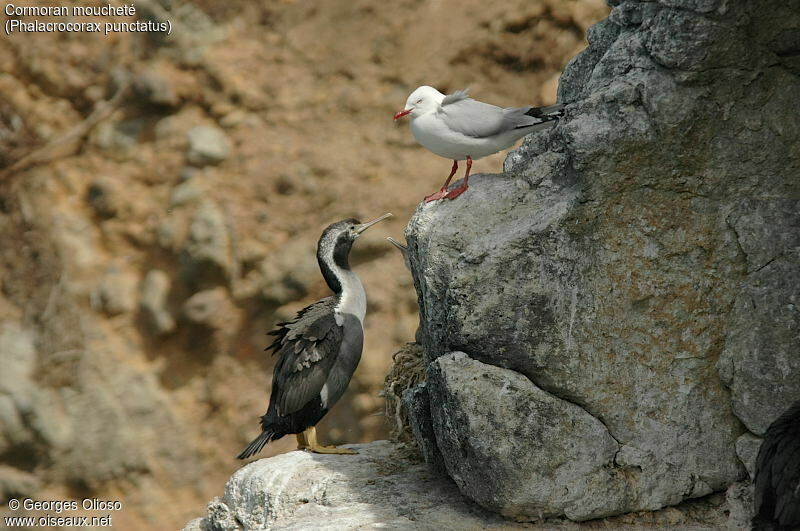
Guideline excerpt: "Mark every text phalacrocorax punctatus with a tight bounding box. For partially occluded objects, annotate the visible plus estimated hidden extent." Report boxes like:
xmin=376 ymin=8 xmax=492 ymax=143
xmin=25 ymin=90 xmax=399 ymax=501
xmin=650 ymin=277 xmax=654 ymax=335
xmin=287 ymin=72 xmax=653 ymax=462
xmin=237 ymin=213 xmax=392 ymax=458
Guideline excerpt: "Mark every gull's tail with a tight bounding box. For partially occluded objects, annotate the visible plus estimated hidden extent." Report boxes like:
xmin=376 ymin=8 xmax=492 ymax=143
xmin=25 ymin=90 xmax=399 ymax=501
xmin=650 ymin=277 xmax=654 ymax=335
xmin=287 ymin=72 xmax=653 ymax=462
xmin=522 ymin=103 xmax=565 ymax=125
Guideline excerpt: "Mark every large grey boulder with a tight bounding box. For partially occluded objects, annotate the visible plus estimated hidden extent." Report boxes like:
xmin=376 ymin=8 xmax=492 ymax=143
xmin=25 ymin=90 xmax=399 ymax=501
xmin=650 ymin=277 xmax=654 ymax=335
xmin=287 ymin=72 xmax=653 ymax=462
xmin=428 ymin=353 xmax=628 ymax=521
xmin=404 ymin=0 xmax=800 ymax=521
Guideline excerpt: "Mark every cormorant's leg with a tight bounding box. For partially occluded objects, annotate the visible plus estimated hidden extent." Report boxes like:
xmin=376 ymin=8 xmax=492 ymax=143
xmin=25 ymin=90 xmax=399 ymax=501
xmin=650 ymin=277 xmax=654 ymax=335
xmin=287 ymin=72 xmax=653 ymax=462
xmin=301 ymin=426 xmax=358 ymax=455
xmin=424 ymin=160 xmax=459 ymax=203
xmin=445 ymin=156 xmax=471 ymax=200
xmin=296 ymin=432 xmax=307 ymax=450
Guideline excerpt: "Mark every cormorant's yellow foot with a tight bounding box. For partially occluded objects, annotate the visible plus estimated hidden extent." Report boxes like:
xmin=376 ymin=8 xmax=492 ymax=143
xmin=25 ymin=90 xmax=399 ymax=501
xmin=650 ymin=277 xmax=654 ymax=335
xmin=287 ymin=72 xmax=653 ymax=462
xmin=296 ymin=433 xmax=308 ymax=450
xmin=301 ymin=427 xmax=358 ymax=455
xmin=308 ymin=444 xmax=358 ymax=455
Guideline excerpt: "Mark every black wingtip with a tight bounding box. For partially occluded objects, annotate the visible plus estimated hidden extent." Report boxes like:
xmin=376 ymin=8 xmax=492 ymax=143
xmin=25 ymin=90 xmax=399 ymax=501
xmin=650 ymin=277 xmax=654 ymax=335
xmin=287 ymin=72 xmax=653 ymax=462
xmin=524 ymin=103 xmax=565 ymax=120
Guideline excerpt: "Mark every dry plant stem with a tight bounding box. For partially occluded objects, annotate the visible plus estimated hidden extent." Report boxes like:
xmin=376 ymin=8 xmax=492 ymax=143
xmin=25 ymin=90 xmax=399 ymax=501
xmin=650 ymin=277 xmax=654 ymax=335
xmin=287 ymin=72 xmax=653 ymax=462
xmin=383 ymin=343 xmax=425 ymax=442
xmin=0 ymin=82 xmax=130 ymax=181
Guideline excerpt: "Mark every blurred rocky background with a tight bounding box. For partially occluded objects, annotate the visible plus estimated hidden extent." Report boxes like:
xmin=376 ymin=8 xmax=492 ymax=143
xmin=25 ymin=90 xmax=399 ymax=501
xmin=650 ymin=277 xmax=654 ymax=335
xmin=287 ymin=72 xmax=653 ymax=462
xmin=0 ymin=0 xmax=607 ymax=527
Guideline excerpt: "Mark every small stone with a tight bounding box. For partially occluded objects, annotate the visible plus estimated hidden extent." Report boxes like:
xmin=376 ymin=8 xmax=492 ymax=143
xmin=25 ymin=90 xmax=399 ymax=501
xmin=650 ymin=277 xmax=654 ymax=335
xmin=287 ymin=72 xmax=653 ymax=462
xmin=140 ymin=270 xmax=176 ymax=335
xmin=0 ymin=465 xmax=40 ymax=499
xmin=275 ymin=174 xmax=295 ymax=195
xmin=170 ymin=180 xmax=204 ymax=207
xmin=134 ymin=69 xmax=178 ymax=106
xmin=186 ymin=126 xmax=231 ymax=167
xmin=0 ymin=323 xmax=42 ymax=455
xmin=92 ymin=118 xmax=145 ymax=156
xmin=91 ymin=267 xmax=137 ymax=316
xmin=180 ymin=166 xmax=199 ymax=182
xmin=248 ymin=237 xmax=317 ymax=305
xmin=180 ymin=200 xmax=232 ymax=290
xmin=182 ymin=288 xmax=238 ymax=331
xmin=86 ymin=178 xmax=119 ymax=219
xmin=156 ymin=221 xmax=178 ymax=250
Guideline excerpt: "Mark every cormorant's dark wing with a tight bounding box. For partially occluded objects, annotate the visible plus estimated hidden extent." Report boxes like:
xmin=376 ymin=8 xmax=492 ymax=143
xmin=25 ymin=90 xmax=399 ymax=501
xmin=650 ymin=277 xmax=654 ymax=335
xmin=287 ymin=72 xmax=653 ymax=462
xmin=753 ymin=400 xmax=800 ymax=528
xmin=266 ymin=297 xmax=343 ymax=416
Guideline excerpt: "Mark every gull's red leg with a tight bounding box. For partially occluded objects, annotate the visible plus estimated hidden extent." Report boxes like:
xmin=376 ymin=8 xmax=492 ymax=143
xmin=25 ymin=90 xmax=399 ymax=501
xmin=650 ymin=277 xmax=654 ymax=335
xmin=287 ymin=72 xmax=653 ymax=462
xmin=424 ymin=160 xmax=459 ymax=203
xmin=445 ymin=156 xmax=471 ymax=200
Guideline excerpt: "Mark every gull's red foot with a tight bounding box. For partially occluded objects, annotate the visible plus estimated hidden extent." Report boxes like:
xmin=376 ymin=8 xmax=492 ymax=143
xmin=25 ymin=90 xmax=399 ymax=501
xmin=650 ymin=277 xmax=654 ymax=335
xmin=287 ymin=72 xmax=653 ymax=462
xmin=444 ymin=184 xmax=468 ymax=200
xmin=424 ymin=187 xmax=449 ymax=203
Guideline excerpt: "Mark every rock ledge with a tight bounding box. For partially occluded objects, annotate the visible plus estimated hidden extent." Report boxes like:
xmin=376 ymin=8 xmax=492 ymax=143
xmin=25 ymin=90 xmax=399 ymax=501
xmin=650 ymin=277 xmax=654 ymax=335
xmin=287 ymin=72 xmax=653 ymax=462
xmin=183 ymin=440 xmax=515 ymax=530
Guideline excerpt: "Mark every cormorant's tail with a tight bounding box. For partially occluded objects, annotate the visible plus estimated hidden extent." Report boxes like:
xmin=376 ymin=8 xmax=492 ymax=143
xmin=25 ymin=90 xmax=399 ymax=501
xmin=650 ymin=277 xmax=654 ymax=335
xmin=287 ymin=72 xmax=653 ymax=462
xmin=237 ymin=428 xmax=277 ymax=460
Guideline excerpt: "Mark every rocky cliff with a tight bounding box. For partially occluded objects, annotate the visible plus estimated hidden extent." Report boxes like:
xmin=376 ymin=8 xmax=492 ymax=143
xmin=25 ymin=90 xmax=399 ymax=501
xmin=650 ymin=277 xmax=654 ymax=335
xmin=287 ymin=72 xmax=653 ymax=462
xmin=185 ymin=436 xmax=754 ymax=530
xmin=0 ymin=0 xmax=608 ymax=528
xmin=185 ymin=0 xmax=798 ymax=528
xmin=404 ymin=0 xmax=800 ymax=521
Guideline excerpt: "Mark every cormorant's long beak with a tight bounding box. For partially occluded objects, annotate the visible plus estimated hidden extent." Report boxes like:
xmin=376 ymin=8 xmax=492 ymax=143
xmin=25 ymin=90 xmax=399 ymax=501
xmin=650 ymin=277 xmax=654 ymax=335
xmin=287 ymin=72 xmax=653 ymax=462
xmin=386 ymin=237 xmax=407 ymax=253
xmin=355 ymin=213 xmax=392 ymax=235
xmin=394 ymin=109 xmax=412 ymax=120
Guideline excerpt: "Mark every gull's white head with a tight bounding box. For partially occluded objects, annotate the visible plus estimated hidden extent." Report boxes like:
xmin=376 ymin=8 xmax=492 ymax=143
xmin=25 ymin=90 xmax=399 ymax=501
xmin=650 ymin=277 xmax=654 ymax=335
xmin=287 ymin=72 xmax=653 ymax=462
xmin=394 ymin=86 xmax=445 ymax=120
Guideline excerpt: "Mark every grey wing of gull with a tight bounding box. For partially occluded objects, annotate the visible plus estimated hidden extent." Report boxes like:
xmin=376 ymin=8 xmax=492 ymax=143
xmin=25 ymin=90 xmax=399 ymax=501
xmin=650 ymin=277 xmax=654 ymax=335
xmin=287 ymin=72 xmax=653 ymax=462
xmin=439 ymin=96 xmax=508 ymax=139
xmin=441 ymin=90 xmax=564 ymax=139
xmin=441 ymin=89 xmax=471 ymax=106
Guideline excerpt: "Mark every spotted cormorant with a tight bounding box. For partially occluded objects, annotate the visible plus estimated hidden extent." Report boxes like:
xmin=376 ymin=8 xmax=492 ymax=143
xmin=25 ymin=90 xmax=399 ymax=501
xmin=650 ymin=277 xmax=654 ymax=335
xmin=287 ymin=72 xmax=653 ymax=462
xmin=237 ymin=213 xmax=392 ymax=458
xmin=752 ymin=399 xmax=800 ymax=529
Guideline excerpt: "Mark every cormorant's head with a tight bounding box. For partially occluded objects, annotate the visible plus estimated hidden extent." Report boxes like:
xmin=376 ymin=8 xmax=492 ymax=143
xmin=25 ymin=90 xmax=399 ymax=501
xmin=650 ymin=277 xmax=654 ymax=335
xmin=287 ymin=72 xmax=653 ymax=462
xmin=317 ymin=213 xmax=392 ymax=273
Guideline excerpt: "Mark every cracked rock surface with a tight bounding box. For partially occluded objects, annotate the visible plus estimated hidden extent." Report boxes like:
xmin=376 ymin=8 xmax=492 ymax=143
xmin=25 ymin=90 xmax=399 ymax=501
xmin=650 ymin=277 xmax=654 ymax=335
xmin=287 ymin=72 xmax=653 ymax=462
xmin=404 ymin=0 xmax=800 ymax=521
xmin=182 ymin=439 xmax=750 ymax=529
xmin=182 ymin=441 xmax=518 ymax=531
xmin=429 ymin=353 xmax=627 ymax=521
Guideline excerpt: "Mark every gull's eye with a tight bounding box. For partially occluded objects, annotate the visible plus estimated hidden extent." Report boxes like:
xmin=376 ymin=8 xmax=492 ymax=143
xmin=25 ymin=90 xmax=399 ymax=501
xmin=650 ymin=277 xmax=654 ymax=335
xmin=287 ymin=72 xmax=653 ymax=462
xmin=416 ymin=99 xmax=423 ymax=104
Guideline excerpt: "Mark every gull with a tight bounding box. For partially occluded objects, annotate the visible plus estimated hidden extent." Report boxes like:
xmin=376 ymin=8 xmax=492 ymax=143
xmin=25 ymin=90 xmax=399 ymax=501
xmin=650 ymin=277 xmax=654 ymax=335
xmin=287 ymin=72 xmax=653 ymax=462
xmin=394 ymin=86 xmax=564 ymax=202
